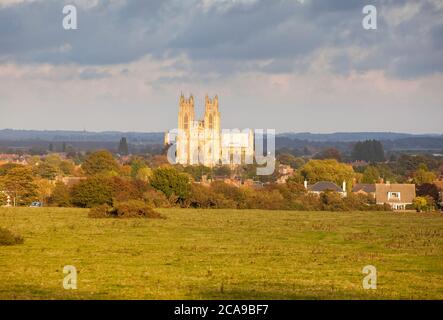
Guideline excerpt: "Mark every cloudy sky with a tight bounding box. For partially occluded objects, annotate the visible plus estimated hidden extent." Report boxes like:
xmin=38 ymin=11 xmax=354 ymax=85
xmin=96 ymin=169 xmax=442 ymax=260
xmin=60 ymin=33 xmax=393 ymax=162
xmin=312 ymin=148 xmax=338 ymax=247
xmin=0 ymin=0 xmax=442 ymax=133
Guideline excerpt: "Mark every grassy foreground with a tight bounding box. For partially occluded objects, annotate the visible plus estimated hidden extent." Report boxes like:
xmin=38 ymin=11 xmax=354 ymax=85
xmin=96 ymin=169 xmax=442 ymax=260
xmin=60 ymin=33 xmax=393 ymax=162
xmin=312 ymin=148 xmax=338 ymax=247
xmin=0 ymin=207 xmax=442 ymax=299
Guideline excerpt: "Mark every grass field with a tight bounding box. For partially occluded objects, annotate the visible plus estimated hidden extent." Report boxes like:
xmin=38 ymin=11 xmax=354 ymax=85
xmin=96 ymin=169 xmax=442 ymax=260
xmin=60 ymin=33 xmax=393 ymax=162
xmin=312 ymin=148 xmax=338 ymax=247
xmin=0 ymin=207 xmax=442 ymax=299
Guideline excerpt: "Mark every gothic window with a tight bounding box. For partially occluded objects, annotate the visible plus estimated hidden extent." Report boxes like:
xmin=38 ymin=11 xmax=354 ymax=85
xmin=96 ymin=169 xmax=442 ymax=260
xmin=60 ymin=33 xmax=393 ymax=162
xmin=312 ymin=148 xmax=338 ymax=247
xmin=209 ymin=114 xmax=213 ymax=129
xmin=184 ymin=114 xmax=189 ymax=130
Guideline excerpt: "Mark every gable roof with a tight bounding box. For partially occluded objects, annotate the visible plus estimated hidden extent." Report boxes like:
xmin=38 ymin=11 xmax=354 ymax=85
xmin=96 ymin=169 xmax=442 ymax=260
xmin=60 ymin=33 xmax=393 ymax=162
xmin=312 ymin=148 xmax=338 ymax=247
xmin=375 ymin=183 xmax=416 ymax=204
xmin=352 ymin=183 xmax=375 ymax=193
xmin=308 ymin=181 xmax=343 ymax=192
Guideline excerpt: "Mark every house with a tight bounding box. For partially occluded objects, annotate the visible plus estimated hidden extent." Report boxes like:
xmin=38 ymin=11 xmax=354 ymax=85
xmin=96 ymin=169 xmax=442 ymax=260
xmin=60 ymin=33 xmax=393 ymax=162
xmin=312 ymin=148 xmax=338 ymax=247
xmin=375 ymin=182 xmax=416 ymax=210
xmin=276 ymin=164 xmax=294 ymax=184
xmin=305 ymin=180 xmax=347 ymax=197
xmin=352 ymin=183 xmax=376 ymax=198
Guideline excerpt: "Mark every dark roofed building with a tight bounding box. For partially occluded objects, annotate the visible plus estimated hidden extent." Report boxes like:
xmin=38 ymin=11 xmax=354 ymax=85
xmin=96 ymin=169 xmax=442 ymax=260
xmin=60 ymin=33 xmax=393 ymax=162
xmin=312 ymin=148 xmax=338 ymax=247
xmin=306 ymin=181 xmax=347 ymax=197
xmin=352 ymin=183 xmax=376 ymax=197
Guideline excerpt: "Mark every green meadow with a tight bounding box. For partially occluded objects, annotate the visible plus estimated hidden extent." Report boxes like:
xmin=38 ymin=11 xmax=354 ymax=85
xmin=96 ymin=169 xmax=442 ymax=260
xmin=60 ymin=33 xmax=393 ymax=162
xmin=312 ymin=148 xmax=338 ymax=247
xmin=0 ymin=207 xmax=442 ymax=299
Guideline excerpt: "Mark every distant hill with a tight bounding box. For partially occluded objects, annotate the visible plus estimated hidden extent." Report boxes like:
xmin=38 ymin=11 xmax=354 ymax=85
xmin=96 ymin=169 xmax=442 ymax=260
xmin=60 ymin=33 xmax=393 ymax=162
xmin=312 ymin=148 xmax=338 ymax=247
xmin=278 ymin=132 xmax=442 ymax=142
xmin=0 ymin=129 xmax=164 ymax=143
xmin=0 ymin=129 xmax=442 ymax=153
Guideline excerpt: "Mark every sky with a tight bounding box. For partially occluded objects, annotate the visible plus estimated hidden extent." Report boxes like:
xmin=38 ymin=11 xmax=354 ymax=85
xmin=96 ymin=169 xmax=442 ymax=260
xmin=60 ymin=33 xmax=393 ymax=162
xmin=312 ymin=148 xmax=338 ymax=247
xmin=0 ymin=0 xmax=442 ymax=133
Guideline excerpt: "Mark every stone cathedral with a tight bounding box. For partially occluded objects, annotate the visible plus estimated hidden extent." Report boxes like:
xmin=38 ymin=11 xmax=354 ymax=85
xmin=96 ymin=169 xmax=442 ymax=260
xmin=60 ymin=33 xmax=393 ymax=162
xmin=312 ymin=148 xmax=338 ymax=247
xmin=165 ymin=94 xmax=254 ymax=167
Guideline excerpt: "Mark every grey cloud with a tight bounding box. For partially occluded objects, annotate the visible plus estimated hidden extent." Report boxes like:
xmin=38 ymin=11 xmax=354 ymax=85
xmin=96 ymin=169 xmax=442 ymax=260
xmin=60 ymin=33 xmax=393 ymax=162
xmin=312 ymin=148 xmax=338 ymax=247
xmin=0 ymin=0 xmax=442 ymax=79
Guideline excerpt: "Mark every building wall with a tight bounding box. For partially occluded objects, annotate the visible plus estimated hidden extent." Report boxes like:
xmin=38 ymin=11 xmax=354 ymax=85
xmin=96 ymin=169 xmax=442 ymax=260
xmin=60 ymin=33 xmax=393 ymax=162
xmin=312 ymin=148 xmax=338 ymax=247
xmin=172 ymin=94 xmax=253 ymax=167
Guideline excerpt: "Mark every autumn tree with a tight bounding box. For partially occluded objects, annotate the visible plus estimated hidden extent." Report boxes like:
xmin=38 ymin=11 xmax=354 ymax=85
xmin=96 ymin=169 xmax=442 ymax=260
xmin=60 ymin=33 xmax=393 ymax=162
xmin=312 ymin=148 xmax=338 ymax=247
xmin=71 ymin=177 xmax=114 ymax=208
xmin=314 ymin=148 xmax=342 ymax=162
xmin=300 ymin=159 xmax=355 ymax=190
xmin=361 ymin=166 xmax=380 ymax=183
xmin=82 ymin=150 xmax=120 ymax=176
xmin=150 ymin=167 xmax=190 ymax=202
xmin=49 ymin=182 xmax=72 ymax=207
xmin=0 ymin=166 xmax=38 ymax=206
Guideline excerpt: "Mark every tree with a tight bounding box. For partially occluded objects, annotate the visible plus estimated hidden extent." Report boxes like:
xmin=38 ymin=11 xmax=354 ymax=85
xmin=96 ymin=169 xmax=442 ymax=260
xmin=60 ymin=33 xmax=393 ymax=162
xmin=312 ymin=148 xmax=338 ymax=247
xmin=0 ymin=163 xmax=22 ymax=176
xmin=214 ymin=165 xmax=231 ymax=177
xmin=34 ymin=162 xmax=60 ymax=180
xmin=136 ymin=167 xmax=153 ymax=182
xmin=351 ymin=140 xmax=384 ymax=162
xmin=118 ymin=137 xmax=129 ymax=156
xmin=49 ymin=182 xmax=72 ymax=207
xmin=314 ymin=148 xmax=342 ymax=162
xmin=416 ymin=183 xmax=439 ymax=203
xmin=0 ymin=166 xmax=38 ymax=206
xmin=413 ymin=168 xmax=436 ymax=185
xmin=71 ymin=177 xmax=114 ymax=208
xmin=59 ymin=160 xmax=76 ymax=176
xmin=300 ymin=159 xmax=355 ymax=190
xmin=277 ymin=153 xmax=305 ymax=169
xmin=150 ymin=167 xmax=190 ymax=202
xmin=34 ymin=179 xmax=55 ymax=206
xmin=82 ymin=150 xmax=120 ymax=176
xmin=413 ymin=196 xmax=429 ymax=212
xmin=361 ymin=166 xmax=380 ymax=183
xmin=130 ymin=156 xmax=147 ymax=178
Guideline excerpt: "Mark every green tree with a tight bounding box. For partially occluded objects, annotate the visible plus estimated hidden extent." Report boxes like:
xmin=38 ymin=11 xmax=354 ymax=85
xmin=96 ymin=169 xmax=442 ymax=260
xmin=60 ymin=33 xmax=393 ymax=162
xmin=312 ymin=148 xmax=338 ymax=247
xmin=413 ymin=196 xmax=428 ymax=212
xmin=150 ymin=167 xmax=190 ymax=202
xmin=71 ymin=177 xmax=114 ymax=208
xmin=136 ymin=167 xmax=153 ymax=182
xmin=300 ymin=159 xmax=355 ymax=190
xmin=130 ymin=156 xmax=147 ymax=178
xmin=82 ymin=150 xmax=120 ymax=176
xmin=0 ymin=166 xmax=38 ymax=206
xmin=413 ymin=168 xmax=436 ymax=185
xmin=34 ymin=162 xmax=60 ymax=180
xmin=351 ymin=140 xmax=384 ymax=162
xmin=49 ymin=182 xmax=72 ymax=207
xmin=361 ymin=166 xmax=380 ymax=183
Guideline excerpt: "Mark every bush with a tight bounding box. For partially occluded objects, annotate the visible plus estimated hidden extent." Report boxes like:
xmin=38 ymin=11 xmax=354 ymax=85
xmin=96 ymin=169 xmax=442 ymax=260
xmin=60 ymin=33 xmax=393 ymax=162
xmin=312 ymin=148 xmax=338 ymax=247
xmin=88 ymin=200 xmax=163 ymax=219
xmin=150 ymin=167 xmax=190 ymax=202
xmin=48 ymin=182 xmax=72 ymax=207
xmin=143 ymin=188 xmax=170 ymax=208
xmin=0 ymin=227 xmax=24 ymax=246
xmin=88 ymin=204 xmax=111 ymax=218
xmin=71 ymin=177 xmax=114 ymax=208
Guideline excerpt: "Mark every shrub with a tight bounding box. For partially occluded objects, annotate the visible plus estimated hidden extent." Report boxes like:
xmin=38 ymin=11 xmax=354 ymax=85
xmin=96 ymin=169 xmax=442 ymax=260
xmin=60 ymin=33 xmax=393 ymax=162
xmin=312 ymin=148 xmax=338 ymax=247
xmin=113 ymin=200 xmax=163 ymax=218
xmin=88 ymin=200 xmax=163 ymax=219
xmin=88 ymin=204 xmax=111 ymax=218
xmin=150 ymin=167 xmax=190 ymax=202
xmin=49 ymin=182 xmax=72 ymax=207
xmin=0 ymin=227 xmax=24 ymax=246
xmin=71 ymin=177 xmax=114 ymax=208
xmin=143 ymin=188 xmax=170 ymax=208
xmin=82 ymin=150 xmax=120 ymax=176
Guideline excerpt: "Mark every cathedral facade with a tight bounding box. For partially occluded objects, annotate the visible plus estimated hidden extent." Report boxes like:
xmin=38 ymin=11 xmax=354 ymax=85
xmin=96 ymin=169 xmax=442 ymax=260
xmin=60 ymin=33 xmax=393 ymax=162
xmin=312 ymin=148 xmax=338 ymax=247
xmin=165 ymin=94 xmax=254 ymax=167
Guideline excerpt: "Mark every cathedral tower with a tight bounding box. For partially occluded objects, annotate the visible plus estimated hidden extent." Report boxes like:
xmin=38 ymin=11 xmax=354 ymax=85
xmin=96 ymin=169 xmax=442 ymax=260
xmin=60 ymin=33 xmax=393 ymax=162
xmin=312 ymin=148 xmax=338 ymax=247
xmin=203 ymin=95 xmax=221 ymax=166
xmin=177 ymin=94 xmax=195 ymax=164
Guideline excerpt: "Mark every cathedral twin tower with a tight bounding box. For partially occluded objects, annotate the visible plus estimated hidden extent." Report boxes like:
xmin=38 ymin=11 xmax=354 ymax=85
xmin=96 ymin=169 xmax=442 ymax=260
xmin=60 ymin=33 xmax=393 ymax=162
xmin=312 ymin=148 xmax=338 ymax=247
xmin=166 ymin=94 xmax=254 ymax=167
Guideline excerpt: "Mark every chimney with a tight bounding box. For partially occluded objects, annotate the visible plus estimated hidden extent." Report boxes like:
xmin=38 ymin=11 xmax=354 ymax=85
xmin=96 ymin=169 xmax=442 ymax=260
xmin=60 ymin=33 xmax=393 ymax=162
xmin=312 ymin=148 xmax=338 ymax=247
xmin=342 ymin=180 xmax=347 ymax=192
xmin=304 ymin=180 xmax=308 ymax=189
